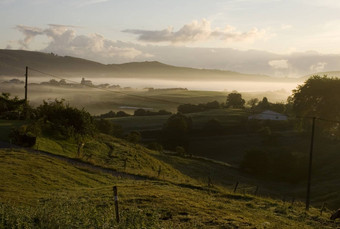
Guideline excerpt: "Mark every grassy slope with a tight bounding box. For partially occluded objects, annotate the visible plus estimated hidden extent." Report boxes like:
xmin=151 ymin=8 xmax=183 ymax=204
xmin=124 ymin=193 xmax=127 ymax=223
xmin=0 ymin=149 xmax=337 ymax=228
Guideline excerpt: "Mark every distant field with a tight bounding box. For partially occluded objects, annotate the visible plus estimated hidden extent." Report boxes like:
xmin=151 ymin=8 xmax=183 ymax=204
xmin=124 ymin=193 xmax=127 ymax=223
xmin=110 ymin=108 xmax=248 ymax=132
xmin=2 ymin=84 xmax=290 ymax=115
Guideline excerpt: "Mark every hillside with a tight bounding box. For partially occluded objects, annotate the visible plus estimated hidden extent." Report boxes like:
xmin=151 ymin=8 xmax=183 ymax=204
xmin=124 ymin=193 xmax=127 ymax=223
xmin=0 ymin=49 xmax=272 ymax=81
xmin=0 ymin=148 xmax=338 ymax=228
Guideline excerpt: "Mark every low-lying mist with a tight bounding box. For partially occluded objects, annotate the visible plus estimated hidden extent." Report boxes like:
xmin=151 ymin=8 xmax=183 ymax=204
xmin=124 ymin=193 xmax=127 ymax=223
xmin=1 ymin=76 xmax=302 ymax=115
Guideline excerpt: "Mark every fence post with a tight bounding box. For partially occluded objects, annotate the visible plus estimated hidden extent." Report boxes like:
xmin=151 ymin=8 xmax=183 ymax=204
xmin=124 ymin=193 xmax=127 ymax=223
xmin=208 ymin=176 xmax=212 ymax=187
xmin=320 ymin=202 xmax=326 ymax=216
xmin=254 ymin=186 xmax=259 ymax=196
xmin=233 ymin=181 xmax=239 ymax=193
xmin=113 ymin=186 xmax=120 ymax=223
xmin=157 ymin=165 xmax=162 ymax=178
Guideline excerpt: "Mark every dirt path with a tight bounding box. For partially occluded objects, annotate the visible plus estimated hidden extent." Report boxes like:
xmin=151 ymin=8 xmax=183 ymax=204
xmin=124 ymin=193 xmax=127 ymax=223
xmin=0 ymin=141 xmax=145 ymax=180
xmin=0 ymin=141 xmax=213 ymax=192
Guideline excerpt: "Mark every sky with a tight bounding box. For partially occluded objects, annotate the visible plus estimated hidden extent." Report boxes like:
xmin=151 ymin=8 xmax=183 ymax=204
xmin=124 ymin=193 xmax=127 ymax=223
xmin=1 ymin=0 xmax=340 ymax=77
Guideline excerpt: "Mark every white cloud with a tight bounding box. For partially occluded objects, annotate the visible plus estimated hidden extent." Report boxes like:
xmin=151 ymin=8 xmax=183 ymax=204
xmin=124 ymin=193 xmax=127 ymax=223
xmin=310 ymin=62 xmax=327 ymax=72
xmin=15 ymin=25 xmax=44 ymax=49
xmin=268 ymin=59 xmax=289 ymax=69
xmin=123 ymin=19 xmax=270 ymax=44
xmin=14 ymin=24 xmax=150 ymax=63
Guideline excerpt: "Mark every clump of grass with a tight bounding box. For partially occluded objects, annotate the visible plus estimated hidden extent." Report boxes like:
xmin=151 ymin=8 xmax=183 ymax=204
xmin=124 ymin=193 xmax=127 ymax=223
xmin=0 ymin=201 xmax=162 ymax=229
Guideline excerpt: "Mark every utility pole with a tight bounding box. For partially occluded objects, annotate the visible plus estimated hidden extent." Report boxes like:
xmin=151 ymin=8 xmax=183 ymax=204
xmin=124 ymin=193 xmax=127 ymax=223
xmin=306 ymin=117 xmax=316 ymax=211
xmin=25 ymin=66 xmax=28 ymax=103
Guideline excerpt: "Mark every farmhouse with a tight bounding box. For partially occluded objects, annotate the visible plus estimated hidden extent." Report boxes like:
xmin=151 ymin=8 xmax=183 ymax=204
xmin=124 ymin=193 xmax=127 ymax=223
xmin=248 ymin=110 xmax=288 ymax=121
xmin=81 ymin=77 xmax=93 ymax=86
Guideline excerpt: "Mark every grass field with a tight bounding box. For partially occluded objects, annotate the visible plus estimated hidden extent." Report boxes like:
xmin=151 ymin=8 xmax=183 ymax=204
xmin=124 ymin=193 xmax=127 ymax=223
xmin=1 ymin=149 xmax=338 ymax=228
xmin=109 ymin=108 xmax=248 ymax=133
xmin=2 ymin=111 xmax=340 ymax=227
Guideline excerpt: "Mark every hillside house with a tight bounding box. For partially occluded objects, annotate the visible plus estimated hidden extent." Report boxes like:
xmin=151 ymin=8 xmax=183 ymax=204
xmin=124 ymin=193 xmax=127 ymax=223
xmin=81 ymin=77 xmax=93 ymax=86
xmin=248 ymin=110 xmax=287 ymax=121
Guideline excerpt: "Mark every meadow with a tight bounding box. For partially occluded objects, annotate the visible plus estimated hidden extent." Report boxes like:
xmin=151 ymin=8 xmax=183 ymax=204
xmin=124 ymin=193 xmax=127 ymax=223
xmin=0 ymin=147 xmax=338 ymax=228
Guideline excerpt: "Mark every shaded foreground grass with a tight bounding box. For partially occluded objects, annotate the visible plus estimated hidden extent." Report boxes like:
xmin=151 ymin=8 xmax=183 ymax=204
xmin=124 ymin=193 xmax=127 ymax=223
xmin=0 ymin=149 xmax=339 ymax=228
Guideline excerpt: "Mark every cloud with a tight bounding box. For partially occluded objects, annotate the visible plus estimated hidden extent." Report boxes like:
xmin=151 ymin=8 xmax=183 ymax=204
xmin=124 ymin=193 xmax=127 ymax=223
xmin=15 ymin=25 xmax=44 ymax=49
xmin=123 ymin=19 xmax=269 ymax=44
xmin=310 ymin=62 xmax=327 ymax=73
xmin=268 ymin=59 xmax=289 ymax=69
xmin=14 ymin=24 xmax=151 ymax=63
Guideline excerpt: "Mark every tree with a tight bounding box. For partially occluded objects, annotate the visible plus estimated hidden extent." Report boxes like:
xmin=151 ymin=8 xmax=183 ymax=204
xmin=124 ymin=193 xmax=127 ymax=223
xmin=126 ymin=131 xmax=141 ymax=144
xmin=161 ymin=113 xmax=192 ymax=150
xmin=0 ymin=93 xmax=26 ymax=119
xmin=226 ymin=92 xmax=245 ymax=108
xmin=247 ymin=98 xmax=259 ymax=109
xmin=256 ymin=97 xmax=270 ymax=110
xmin=290 ymin=75 xmax=340 ymax=136
xmin=36 ymin=99 xmax=95 ymax=156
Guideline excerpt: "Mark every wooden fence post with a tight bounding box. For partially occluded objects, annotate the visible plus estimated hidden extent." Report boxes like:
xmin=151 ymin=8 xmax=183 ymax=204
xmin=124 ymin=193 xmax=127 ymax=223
xmin=254 ymin=186 xmax=259 ymax=196
xmin=208 ymin=176 xmax=212 ymax=187
xmin=233 ymin=181 xmax=239 ymax=193
xmin=113 ymin=186 xmax=120 ymax=223
xmin=320 ymin=202 xmax=326 ymax=216
xmin=157 ymin=165 xmax=162 ymax=178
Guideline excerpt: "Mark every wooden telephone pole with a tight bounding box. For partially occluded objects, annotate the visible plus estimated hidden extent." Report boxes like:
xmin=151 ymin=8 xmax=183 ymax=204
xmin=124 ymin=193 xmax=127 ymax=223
xmin=306 ymin=117 xmax=316 ymax=211
xmin=24 ymin=66 xmax=28 ymax=103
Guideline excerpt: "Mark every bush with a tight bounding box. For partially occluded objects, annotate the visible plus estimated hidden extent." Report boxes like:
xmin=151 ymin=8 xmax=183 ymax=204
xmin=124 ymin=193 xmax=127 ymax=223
xmin=147 ymin=142 xmax=163 ymax=152
xmin=36 ymin=99 xmax=95 ymax=138
xmin=161 ymin=113 xmax=192 ymax=150
xmin=126 ymin=131 xmax=141 ymax=144
xmin=10 ymin=125 xmax=37 ymax=147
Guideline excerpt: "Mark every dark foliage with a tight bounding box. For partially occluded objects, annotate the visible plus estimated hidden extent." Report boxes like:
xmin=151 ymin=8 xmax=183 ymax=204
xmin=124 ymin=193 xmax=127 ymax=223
xmin=161 ymin=113 xmax=192 ymax=150
xmin=95 ymin=110 xmax=130 ymax=118
xmin=240 ymin=149 xmax=307 ymax=183
xmin=36 ymin=99 xmax=95 ymax=138
xmin=134 ymin=109 xmax=171 ymax=116
xmin=226 ymin=92 xmax=245 ymax=109
xmin=290 ymin=75 xmax=340 ymax=137
xmin=0 ymin=93 xmax=27 ymax=119
xmin=94 ymin=119 xmax=124 ymax=138
xmin=177 ymin=100 xmax=220 ymax=114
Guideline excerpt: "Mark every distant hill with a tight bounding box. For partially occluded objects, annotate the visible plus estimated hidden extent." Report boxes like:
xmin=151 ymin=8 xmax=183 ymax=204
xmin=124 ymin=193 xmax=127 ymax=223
xmin=302 ymin=71 xmax=340 ymax=80
xmin=0 ymin=49 xmax=273 ymax=81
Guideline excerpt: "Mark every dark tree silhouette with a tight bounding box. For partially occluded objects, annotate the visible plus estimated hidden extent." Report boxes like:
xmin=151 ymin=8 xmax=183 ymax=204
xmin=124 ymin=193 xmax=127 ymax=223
xmin=226 ymin=92 xmax=245 ymax=108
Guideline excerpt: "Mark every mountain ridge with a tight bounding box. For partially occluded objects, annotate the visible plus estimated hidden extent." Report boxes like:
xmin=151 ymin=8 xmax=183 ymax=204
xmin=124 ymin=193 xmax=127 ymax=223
xmin=0 ymin=49 xmax=275 ymax=81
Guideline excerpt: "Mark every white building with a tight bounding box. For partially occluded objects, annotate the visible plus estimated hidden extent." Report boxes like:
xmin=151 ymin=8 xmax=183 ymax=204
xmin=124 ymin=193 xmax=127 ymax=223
xmin=248 ymin=110 xmax=288 ymax=121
